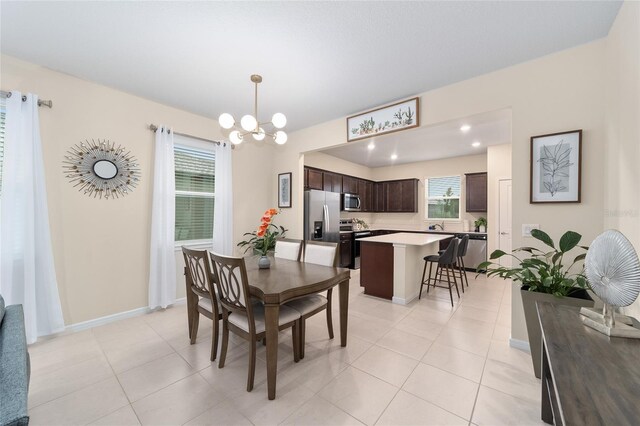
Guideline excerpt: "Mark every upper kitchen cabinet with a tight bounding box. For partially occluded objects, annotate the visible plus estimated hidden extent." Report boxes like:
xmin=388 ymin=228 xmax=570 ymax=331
xmin=342 ymin=176 xmax=359 ymax=195
xmin=306 ymin=168 xmax=324 ymax=190
xmin=358 ymin=179 xmax=374 ymax=212
xmin=323 ymin=171 xmax=342 ymax=193
xmin=465 ymin=172 xmax=487 ymax=212
xmin=373 ymin=182 xmax=386 ymax=212
xmin=384 ymin=179 xmax=418 ymax=212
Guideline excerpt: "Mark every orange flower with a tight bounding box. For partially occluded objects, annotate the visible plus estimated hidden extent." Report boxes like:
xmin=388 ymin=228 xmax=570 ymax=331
xmin=256 ymin=228 xmax=266 ymax=237
xmin=261 ymin=215 xmax=271 ymax=224
xmin=268 ymin=208 xmax=278 ymax=216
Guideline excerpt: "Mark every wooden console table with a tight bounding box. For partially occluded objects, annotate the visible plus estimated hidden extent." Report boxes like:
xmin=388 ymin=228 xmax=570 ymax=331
xmin=537 ymin=302 xmax=640 ymax=425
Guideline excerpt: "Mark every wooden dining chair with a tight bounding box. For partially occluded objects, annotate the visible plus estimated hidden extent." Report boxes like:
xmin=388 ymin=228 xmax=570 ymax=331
xmin=284 ymin=241 xmax=338 ymax=358
xmin=182 ymin=247 xmax=222 ymax=362
xmin=274 ymin=238 xmax=303 ymax=261
xmin=208 ymin=252 xmax=301 ymax=392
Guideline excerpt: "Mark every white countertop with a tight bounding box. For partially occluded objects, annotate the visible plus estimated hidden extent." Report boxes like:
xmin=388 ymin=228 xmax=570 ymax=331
xmin=358 ymin=232 xmax=452 ymax=246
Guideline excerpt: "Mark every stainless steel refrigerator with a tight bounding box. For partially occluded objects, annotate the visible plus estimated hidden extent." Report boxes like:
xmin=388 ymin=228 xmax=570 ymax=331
xmin=304 ymin=190 xmax=340 ymax=243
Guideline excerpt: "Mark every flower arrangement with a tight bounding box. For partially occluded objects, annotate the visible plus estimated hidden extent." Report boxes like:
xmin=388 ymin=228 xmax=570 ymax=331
xmin=237 ymin=208 xmax=287 ymax=256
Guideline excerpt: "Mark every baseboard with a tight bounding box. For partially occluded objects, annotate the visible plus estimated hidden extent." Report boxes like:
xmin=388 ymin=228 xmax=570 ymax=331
xmin=392 ymin=294 xmax=418 ymax=305
xmin=509 ymin=338 xmax=531 ymax=353
xmin=35 ymin=298 xmax=187 ymax=342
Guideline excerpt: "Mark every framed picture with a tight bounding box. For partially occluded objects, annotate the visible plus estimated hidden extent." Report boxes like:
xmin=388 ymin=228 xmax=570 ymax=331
xmin=278 ymin=172 xmax=292 ymax=208
xmin=347 ymin=97 xmax=420 ymax=142
xmin=530 ymin=130 xmax=582 ymax=203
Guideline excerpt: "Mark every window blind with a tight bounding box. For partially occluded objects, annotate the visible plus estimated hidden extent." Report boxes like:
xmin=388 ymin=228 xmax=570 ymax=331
xmin=426 ymin=176 xmax=461 ymax=219
xmin=174 ymin=144 xmax=215 ymax=242
xmin=427 ymin=176 xmax=461 ymax=198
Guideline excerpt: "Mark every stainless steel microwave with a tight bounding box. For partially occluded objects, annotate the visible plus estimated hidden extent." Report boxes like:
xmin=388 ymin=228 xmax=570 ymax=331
xmin=341 ymin=193 xmax=361 ymax=212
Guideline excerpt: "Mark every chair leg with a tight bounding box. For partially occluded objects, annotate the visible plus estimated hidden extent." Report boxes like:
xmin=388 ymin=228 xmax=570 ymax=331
xmin=457 ymin=262 xmax=464 ymax=294
xmin=190 ymin=313 xmax=200 ymax=345
xmin=419 ymin=260 xmax=427 ymax=300
xmin=451 ymin=265 xmax=460 ymax=298
xmin=445 ymin=265 xmax=454 ymax=307
xmin=461 ymin=257 xmax=469 ymax=287
xmin=210 ymin=317 xmax=219 ymax=362
xmin=262 ymin=337 xmax=267 ymax=346
xmin=218 ymin=321 xmax=229 ymax=369
xmin=300 ymin=318 xmax=306 ymax=359
xmin=247 ymin=339 xmax=256 ymax=392
xmin=326 ymin=289 xmax=334 ymax=339
xmin=292 ymin=322 xmax=300 ymax=363
xmin=426 ymin=262 xmax=435 ymax=294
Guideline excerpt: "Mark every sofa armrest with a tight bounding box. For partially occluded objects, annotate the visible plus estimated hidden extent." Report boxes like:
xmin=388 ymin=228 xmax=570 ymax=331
xmin=0 ymin=305 xmax=30 ymax=426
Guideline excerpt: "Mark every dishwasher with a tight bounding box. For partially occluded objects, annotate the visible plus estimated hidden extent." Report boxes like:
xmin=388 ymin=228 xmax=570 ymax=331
xmin=458 ymin=233 xmax=487 ymax=271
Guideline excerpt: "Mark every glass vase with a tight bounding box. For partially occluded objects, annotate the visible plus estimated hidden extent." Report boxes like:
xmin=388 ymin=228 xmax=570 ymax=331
xmin=258 ymin=255 xmax=271 ymax=269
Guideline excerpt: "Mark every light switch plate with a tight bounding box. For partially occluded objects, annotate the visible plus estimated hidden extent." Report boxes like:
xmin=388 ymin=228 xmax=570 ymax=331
xmin=522 ymin=224 xmax=539 ymax=237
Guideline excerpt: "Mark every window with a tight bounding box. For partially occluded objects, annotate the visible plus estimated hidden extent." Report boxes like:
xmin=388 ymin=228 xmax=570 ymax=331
xmin=425 ymin=175 xmax=461 ymax=220
xmin=174 ymin=139 xmax=215 ymax=243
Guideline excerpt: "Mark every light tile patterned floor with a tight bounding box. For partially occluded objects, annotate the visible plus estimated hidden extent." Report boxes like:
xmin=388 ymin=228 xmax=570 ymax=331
xmin=27 ymin=270 xmax=545 ymax=425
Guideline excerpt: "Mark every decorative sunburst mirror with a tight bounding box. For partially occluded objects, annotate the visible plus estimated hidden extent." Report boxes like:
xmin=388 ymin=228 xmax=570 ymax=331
xmin=63 ymin=139 xmax=140 ymax=199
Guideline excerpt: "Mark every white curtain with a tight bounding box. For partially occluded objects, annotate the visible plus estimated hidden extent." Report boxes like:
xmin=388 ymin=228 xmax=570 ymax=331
xmin=212 ymin=142 xmax=234 ymax=255
xmin=0 ymin=92 xmax=64 ymax=344
xmin=148 ymin=125 xmax=176 ymax=309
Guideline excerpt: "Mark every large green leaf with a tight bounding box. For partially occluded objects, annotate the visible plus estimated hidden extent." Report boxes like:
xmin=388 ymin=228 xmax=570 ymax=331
xmin=573 ymin=253 xmax=586 ymax=263
xmin=490 ymin=250 xmax=507 ymax=260
xmin=559 ymin=231 xmax=582 ymax=253
xmin=531 ymin=229 xmax=555 ymax=248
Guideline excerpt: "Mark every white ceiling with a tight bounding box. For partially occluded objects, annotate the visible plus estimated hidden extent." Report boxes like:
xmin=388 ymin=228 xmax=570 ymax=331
xmin=0 ymin=2 xmax=621 ymax=132
xmin=319 ymin=108 xmax=512 ymax=167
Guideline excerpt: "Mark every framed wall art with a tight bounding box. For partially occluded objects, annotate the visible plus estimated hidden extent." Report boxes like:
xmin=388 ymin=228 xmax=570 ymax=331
xmin=278 ymin=172 xmax=292 ymax=208
xmin=530 ymin=129 xmax=582 ymax=203
xmin=347 ymin=97 xmax=420 ymax=142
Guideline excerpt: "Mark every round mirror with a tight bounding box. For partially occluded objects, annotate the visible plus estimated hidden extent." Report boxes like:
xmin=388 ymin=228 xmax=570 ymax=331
xmin=93 ymin=160 xmax=118 ymax=179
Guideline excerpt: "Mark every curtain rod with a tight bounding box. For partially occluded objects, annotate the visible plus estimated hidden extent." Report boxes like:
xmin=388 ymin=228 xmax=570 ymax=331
xmin=148 ymin=124 xmax=232 ymax=149
xmin=0 ymin=90 xmax=53 ymax=108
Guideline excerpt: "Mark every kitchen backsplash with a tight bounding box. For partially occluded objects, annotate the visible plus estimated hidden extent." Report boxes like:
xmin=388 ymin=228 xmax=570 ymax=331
xmin=340 ymin=212 xmax=484 ymax=232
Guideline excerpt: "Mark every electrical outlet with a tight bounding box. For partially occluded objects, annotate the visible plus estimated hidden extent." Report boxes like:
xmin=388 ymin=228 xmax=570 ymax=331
xmin=522 ymin=224 xmax=540 ymax=237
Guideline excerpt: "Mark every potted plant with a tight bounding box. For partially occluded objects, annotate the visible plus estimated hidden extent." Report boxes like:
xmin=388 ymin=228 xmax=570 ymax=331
xmin=474 ymin=217 xmax=487 ymax=233
xmin=478 ymin=229 xmax=594 ymax=378
xmin=237 ymin=208 xmax=287 ymax=269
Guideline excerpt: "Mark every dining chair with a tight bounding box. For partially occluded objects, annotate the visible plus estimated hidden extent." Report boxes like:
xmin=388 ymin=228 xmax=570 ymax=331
xmin=285 ymin=241 xmax=338 ymax=358
xmin=455 ymin=235 xmax=470 ymax=288
xmin=419 ymin=238 xmax=460 ymax=306
xmin=274 ymin=238 xmax=303 ymax=261
xmin=208 ymin=252 xmax=301 ymax=392
xmin=182 ymin=247 xmax=222 ymax=361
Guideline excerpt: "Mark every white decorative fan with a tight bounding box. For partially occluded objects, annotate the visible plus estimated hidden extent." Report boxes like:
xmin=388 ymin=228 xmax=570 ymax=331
xmin=582 ymin=230 xmax=640 ymax=337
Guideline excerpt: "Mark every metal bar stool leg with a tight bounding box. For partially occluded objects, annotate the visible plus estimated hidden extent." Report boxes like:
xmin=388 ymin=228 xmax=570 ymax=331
xmin=426 ymin=262 xmax=435 ymax=294
xmin=450 ymin=264 xmax=460 ymax=298
xmin=444 ymin=263 xmax=454 ymax=307
xmin=419 ymin=260 xmax=428 ymax=300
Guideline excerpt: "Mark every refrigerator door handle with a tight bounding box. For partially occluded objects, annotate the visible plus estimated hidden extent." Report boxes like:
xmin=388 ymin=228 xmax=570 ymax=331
xmin=324 ymin=204 xmax=329 ymax=234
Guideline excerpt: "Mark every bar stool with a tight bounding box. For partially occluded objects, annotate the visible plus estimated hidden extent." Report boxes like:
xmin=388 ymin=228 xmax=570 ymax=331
xmin=419 ymin=238 xmax=460 ymax=306
xmin=455 ymin=235 xmax=470 ymax=289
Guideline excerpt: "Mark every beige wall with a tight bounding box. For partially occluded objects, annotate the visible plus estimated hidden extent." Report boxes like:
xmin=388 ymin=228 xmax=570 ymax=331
xmin=604 ymin=2 xmax=640 ymax=318
xmin=1 ymin=55 xmax=272 ymax=325
xmin=487 ymin=144 xmax=513 ymax=255
xmin=272 ymin=41 xmax=607 ymax=343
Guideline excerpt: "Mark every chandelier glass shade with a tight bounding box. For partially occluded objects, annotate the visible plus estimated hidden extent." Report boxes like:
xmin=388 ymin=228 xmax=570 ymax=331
xmin=219 ymin=74 xmax=287 ymax=145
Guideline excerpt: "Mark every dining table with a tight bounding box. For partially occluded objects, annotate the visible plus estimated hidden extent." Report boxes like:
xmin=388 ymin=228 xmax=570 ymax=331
xmin=245 ymin=256 xmax=351 ymax=400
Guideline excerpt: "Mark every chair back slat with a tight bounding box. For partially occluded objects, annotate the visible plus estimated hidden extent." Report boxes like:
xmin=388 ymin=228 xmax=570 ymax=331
xmin=208 ymin=252 xmax=254 ymax=322
xmin=182 ymin=247 xmax=215 ymax=300
xmin=439 ymin=238 xmax=459 ymax=265
xmin=275 ymin=238 xmax=303 ymax=261
xmin=304 ymin=241 xmax=338 ymax=267
xmin=457 ymin=235 xmax=470 ymax=257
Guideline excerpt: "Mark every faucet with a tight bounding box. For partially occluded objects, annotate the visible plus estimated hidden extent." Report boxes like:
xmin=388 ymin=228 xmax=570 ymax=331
xmin=432 ymin=221 xmax=445 ymax=231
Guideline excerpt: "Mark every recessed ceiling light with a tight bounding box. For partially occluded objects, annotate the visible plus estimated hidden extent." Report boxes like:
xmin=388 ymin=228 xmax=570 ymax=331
xmin=390 ymin=153 xmax=398 ymax=160
xmin=472 ymin=141 xmax=481 ymax=147
xmin=460 ymin=124 xmax=471 ymax=133
xmin=367 ymin=142 xmax=375 ymax=150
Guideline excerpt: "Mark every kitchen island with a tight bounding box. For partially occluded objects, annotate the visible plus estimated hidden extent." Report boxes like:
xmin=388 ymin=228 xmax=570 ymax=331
xmin=359 ymin=232 xmax=452 ymax=304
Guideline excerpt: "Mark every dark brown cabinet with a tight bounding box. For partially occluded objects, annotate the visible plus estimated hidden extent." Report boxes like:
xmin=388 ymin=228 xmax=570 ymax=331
xmin=358 ymin=180 xmax=374 ymax=212
xmin=307 ymin=168 xmax=323 ymax=190
xmin=323 ymin=172 xmax=342 ymax=193
xmin=384 ymin=179 xmax=418 ymax=212
xmin=465 ymin=172 xmax=487 ymax=212
xmin=373 ymin=182 xmax=385 ymax=212
xmin=342 ymin=176 xmax=359 ymax=194
xmin=339 ymin=233 xmax=353 ymax=268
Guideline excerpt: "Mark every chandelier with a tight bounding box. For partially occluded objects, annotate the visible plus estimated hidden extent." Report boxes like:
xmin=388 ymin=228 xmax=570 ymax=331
xmin=218 ymin=74 xmax=287 ymax=145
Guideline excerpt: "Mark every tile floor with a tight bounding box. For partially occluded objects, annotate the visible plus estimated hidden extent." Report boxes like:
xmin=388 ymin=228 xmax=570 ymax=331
xmin=27 ymin=270 xmax=545 ymax=425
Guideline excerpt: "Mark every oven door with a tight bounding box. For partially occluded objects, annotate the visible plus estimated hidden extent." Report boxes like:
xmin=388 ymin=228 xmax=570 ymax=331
xmin=342 ymin=193 xmax=361 ymax=212
xmin=353 ymin=231 xmax=372 ymax=269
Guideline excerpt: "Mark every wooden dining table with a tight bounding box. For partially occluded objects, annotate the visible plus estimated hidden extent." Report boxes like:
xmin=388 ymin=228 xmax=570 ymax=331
xmin=245 ymin=256 xmax=351 ymax=400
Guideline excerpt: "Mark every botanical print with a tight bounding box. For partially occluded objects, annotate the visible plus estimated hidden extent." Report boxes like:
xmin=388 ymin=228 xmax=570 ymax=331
xmin=347 ymin=97 xmax=419 ymax=141
xmin=538 ymin=141 xmax=573 ymax=196
xmin=278 ymin=173 xmax=291 ymax=208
